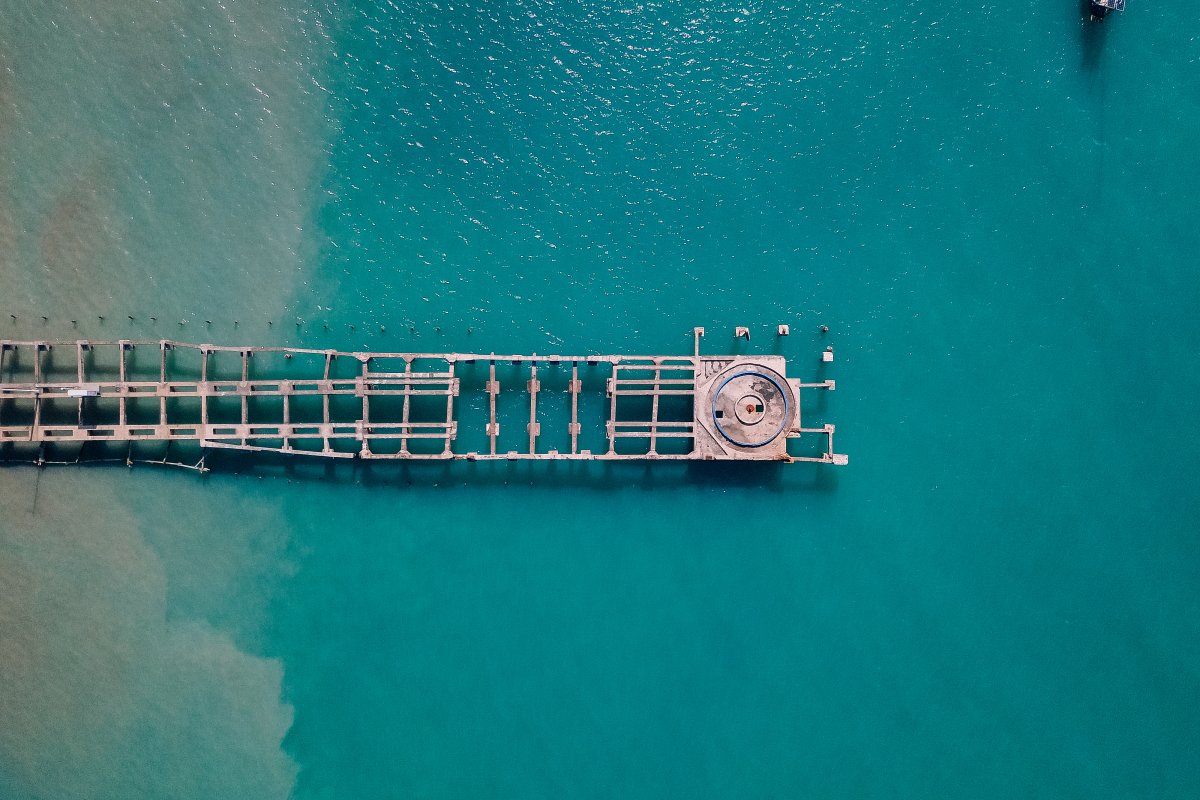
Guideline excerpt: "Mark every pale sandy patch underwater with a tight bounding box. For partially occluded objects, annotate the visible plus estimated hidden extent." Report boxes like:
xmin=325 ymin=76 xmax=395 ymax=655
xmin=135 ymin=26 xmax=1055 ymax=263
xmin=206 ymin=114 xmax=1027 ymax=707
xmin=0 ymin=470 xmax=296 ymax=799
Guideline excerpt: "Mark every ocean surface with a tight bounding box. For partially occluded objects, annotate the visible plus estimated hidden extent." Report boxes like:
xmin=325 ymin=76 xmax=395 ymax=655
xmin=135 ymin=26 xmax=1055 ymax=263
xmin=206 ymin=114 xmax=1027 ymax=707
xmin=2 ymin=1 xmax=1198 ymax=797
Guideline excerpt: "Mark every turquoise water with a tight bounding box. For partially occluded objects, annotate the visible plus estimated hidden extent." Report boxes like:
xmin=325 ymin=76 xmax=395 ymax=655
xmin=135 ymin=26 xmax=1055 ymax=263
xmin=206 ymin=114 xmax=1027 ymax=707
xmin=2 ymin=1 xmax=1199 ymax=797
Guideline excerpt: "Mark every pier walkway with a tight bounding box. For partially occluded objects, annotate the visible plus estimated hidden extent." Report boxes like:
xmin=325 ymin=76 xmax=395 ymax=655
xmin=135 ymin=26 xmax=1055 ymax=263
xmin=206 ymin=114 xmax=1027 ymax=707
xmin=0 ymin=329 xmax=846 ymax=468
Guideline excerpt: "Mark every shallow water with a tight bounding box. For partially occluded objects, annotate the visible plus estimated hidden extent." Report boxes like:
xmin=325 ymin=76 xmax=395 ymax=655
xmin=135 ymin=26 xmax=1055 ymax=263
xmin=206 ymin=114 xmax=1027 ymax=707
xmin=2 ymin=2 xmax=1199 ymax=798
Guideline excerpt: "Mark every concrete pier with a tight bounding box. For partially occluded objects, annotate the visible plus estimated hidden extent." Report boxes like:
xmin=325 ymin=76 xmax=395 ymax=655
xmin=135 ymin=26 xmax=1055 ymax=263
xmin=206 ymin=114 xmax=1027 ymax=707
xmin=0 ymin=329 xmax=847 ymax=467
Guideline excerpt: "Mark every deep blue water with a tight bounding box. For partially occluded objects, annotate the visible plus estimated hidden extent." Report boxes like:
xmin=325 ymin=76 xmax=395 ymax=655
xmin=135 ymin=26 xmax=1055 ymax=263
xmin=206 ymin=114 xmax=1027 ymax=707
xmin=2 ymin=2 xmax=1199 ymax=798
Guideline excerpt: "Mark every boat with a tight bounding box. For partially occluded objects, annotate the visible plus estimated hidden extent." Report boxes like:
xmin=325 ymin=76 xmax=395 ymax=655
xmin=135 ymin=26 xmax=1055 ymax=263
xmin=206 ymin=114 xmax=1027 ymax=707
xmin=1089 ymin=0 xmax=1125 ymax=21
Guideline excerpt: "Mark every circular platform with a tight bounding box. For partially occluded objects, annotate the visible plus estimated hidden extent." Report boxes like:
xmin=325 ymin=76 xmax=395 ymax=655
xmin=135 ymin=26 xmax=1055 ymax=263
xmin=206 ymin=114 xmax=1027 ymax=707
xmin=710 ymin=367 xmax=791 ymax=448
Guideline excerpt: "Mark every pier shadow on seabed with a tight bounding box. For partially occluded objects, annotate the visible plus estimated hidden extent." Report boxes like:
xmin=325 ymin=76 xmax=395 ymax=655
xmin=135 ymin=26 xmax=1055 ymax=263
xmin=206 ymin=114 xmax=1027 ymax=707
xmin=0 ymin=440 xmax=840 ymax=495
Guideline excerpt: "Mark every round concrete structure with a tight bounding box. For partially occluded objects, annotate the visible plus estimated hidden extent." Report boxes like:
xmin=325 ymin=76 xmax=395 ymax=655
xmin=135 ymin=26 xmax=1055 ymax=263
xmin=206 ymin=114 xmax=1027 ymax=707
xmin=710 ymin=366 xmax=791 ymax=448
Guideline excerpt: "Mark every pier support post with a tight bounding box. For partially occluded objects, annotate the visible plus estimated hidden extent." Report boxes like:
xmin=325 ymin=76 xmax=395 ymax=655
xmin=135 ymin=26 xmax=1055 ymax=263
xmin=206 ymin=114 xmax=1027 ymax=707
xmin=487 ymin=360 xmax=499 ymax=456
xmin=569 ymin=363 xmax=581 ymax=455
xmin=527 ymin=365 xmax=540 ymax=455
xmin=322 ymin=351 xmax=333 ymax=454
xmin=649 ymin=359 xmax=661 ymax=456
xmin=444 ymin=360 xmax=457 ymax=456
xmin=199 ymin=347 xmax=209 ymax=429
xmin=118 ymin=342 xmax=129 ymax=429
xmin=359 ymin=358 xmax=370 ymax=457
xmin=396 ymin=358 xmax=411 ymax=455
xmin=159 ymin=342 xmax=169 ymax=430
xmin=31 ymin=345 xmax=44 ymax=437
xmin=240 ymin=351 xmax=250 ymax=443
xmin=75 ymin=341 xmax=86 ymax=426
xmin=606 ymin=366 xmax=617 ymax=456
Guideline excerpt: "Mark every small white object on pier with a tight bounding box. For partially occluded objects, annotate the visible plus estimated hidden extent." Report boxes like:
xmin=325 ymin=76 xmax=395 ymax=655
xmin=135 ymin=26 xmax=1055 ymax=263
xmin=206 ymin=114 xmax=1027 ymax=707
xmin=67 ymin=385 xmax=101 ymax=398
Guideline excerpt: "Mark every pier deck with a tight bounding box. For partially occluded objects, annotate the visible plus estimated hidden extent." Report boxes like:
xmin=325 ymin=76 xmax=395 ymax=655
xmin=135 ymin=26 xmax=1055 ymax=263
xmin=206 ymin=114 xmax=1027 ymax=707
xmin=0 ymin=330 xmax=846 ymax=467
